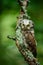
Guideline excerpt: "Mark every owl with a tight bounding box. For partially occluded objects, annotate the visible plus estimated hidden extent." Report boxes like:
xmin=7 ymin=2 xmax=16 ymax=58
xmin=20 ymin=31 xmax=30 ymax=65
xmin=17 ymin=18 xmax=37 ymax=58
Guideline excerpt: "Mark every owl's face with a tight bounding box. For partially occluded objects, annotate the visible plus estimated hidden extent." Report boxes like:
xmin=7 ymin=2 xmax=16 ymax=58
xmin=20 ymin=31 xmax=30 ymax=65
xmin=20 ymin=19 xmax=30 ymax=30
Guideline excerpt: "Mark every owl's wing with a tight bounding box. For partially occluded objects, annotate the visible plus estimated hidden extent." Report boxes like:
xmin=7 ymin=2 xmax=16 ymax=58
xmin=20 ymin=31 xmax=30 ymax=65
xmin=27 ymin=32 xmax=37 ymax=58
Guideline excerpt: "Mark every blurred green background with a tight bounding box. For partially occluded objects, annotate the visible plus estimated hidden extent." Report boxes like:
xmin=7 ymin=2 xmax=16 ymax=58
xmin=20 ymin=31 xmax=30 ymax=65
xmin=0 ymin=0 xmax=43 ymax=65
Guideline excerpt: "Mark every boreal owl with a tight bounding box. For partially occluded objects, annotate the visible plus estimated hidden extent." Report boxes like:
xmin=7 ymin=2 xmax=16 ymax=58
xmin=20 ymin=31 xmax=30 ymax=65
xmin=17 ymin=18 xmax=37 ymax=58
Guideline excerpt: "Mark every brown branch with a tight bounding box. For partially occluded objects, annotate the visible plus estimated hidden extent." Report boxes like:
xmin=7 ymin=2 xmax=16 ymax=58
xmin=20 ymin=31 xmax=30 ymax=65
xmin=7 ymin=35 xmax=16 ymax=40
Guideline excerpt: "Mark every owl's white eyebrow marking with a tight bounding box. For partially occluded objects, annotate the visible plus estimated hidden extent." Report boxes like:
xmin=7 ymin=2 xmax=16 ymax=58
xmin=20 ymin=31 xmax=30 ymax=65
xmin=23 ymin=19 xmax=30 ymax=25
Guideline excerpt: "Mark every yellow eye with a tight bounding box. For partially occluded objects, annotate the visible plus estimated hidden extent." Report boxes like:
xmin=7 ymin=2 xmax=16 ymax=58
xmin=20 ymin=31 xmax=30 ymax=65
xmin=23 ymin=24 xmax=24 ymax=26
xmin=27 ymin=27 xmax=30 ymax=29
xmin=27 ymin=24 xmax=30 ymax=29
xmin=21 ymin=24 xmax=25 ymax=28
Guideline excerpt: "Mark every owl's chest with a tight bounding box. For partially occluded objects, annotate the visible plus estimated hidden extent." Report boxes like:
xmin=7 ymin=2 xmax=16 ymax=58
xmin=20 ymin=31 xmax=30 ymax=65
xmin=22 ymin=31 xmax=30 ymax=41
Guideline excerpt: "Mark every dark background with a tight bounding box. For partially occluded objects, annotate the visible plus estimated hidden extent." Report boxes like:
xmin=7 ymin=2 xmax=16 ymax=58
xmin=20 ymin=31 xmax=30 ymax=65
xmin=0 ymin=0 xmax=43 ymax=65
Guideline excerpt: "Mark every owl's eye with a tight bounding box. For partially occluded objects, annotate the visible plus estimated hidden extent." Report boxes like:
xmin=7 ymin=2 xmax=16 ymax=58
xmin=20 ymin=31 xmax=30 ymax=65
xmin=21 ymin=24 xmax=25 ymax=27
xmin=21 ymin=24 xmax=25 ymax=28
xmin=23 ymin=24 xmax=24 ymax=26
xmin=27 ymin=24 xmax=30 ymax=29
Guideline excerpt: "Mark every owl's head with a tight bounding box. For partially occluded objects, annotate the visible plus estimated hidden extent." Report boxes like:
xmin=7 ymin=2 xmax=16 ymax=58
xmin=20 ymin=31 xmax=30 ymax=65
xmin=20 ymin=19 xmax=30 ymax=31
xmin=19 ymin=19 xmax=34 ymax=31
